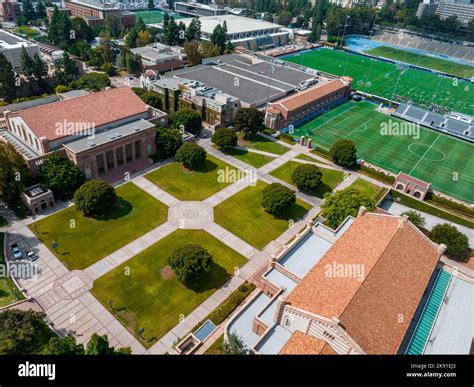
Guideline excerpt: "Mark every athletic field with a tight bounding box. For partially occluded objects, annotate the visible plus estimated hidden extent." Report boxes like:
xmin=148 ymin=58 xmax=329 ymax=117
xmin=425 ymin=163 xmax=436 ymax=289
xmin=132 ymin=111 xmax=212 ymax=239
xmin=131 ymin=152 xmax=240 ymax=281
xmin=283 ymin=48 xmax=474 ymax=116
xmin=365 ymin=46 xmax=474 ymax=80
xmin=132 ymin=10 xmax=183 ymax=24
xmin=293 ymin=101 xmax=474 ymax=202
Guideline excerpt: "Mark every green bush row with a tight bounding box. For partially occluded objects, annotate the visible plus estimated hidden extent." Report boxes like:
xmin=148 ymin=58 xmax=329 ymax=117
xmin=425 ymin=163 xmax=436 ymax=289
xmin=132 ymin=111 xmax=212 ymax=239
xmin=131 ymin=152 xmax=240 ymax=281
xmin=358 ymin=165 xmax=396 ymax=185
xmin=427 ymin=194 xmax=474 ymax=219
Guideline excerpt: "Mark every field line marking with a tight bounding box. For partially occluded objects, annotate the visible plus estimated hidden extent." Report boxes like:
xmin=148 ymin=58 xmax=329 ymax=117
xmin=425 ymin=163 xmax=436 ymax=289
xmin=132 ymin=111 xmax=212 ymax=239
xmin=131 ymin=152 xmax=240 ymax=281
xmin=408 ymin=134 xmax=441 ymax=175
xmin=344 ymin=118 xmax=372 ymax=138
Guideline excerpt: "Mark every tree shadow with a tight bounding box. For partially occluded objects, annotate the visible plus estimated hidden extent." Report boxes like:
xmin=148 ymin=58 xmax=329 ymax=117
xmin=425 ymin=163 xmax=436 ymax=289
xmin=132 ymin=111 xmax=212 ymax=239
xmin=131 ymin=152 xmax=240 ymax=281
xmin=84 ymin=197 xmax=133 ymax=221
xmin=183 ymin=159 xmax=219 ymax=174
xmin=271 ymin=202 xmax=310 ymax=221
xmin=301 ymin=182 xmax=332 ymax=198
xmin=184 ymin=261 xmax=230 ymax=293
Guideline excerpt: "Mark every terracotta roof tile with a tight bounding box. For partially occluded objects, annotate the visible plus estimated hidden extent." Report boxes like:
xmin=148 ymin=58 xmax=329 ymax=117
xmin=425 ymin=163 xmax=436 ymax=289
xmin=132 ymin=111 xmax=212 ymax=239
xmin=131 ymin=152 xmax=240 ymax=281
xmin=17 ymin=87 xmax=148 ymax=141
xmin=279 ymin=331 xmax=327 ymax=354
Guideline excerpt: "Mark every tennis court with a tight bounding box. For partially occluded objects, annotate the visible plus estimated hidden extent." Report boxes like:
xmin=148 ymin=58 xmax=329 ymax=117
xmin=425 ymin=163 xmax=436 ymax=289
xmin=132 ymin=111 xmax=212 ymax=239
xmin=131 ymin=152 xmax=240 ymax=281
xmin=283 ymin=48 xmax=474 ymax=116
xmin=293 ymin=101 xmax=474 ymax=203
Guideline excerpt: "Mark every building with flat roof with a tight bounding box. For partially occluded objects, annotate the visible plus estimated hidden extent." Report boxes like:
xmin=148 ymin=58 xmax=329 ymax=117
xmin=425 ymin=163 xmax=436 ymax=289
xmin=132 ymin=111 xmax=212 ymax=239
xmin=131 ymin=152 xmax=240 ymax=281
xmin=174 ymin=1 xmax=228 ymax=17
xmin=0 ymin=30 xmax=41 ymax=72
xmin=130 ymin=43 xmax=185 ymax=73
xmin=61 ymin=0 xmax=136 ymax=27
xmin=1 ymin=87 xmax=166 ymax=182
xmin=174 ymin=15 xmax=290 ymax=50
xmin=226 ymin=209 xmax=453 ymax=354
xmin=437 ymin=0 xmax=474 ymax=25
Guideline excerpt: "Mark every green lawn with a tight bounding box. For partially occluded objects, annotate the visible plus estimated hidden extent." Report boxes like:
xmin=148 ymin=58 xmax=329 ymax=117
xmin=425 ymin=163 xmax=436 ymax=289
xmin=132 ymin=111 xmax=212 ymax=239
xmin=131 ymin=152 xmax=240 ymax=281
xmin=270 ymin=161 xmax=344 ymax=198
xmin=238 ymin=134 xmax=290 ymax=155
xmin=295 ymin=153 xmax=330 ymax=165
xmin=365 ymin=46 xmax=474 ymax=80
xmin=214 ymin=181 xmax=312 ymax=249
xmin=29 ymin=183 xmax=168 ymax=270
xmin=218 ymin=146 xmax=275 ymax=168
xmin=293 ymin=101 xmax=474 ymax=203
xmin=349 ymin=178 xmax=379 ymax=197
xmin=283 ymin=48 xmax=474 ymax=115
xmin=146 ymin=155 xmax=240 ymax=200
xmin=92 ymin=229 xmax=246 ymax=347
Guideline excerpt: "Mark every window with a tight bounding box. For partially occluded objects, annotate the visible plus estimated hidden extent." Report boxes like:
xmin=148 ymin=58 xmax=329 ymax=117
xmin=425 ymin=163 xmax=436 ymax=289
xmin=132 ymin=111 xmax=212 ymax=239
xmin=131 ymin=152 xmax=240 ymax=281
xmin=284 ymin=317 xmax=292 ymax=327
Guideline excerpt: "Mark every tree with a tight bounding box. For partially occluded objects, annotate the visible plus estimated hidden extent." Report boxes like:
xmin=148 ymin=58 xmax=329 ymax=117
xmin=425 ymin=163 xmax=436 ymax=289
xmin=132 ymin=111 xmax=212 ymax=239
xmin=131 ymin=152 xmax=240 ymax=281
xmin=0 ymin=142 xmax=32 ymax=206
xmin=329 ymin=139 xmax=357 ymax=168
xmin=0 ymin=53 xmax=17 ymax=101
xmin=163 ymin=16 xmax=179 ymax=45
xmin=184 ymin=40 xmax=202 ymax=66
xmin=125 ymin=26 xmax=139 ymax=48
xmin=55 ymin=52 xmax=77 ymax=84
xmin=71 ymin=17 xmax=95 ymax=43
xmin=185 ymin=17 xmax=201 ymax=41
xmin=98 ymin=30 xmax=114 ymax=64
xmin=201 ymin=41 xmax=221 ymax=59
xmin=101 ymin=62 xmax=117 ymax=76
xmin=402 ymin=210 xmax=425 ymax=229
xmin=322 ymin=188 xmax=374 ymax=229
xmin=175 ymin=142 xmax=207 ymax=169
xmin=277 ymin=10 xmax=293 ymax=26
xmin=430 ymin=224 xmax=470 ymax=259
xmin=148 ymin=0 xmax=154 ymax=9
xmin=105 ymin=14 xmax=123 ymax=38
xmin=36 ymin=0 xmax=46 ymax=20
xmin=86 ymin=334 xmax=131 ymax=355
xmin=40 ymin=152 xmax=85 ymax=199
xmin=0 ymin=310 xmax=55 ymax=355
xmin=43 ymin=336 xmax=85 ymax=355
xmin=224 ymin=331 xmax=247 ymax=354
xmin=308 ymin=21 xmax=321 ymax=43
xmin=74 ymin=180 xmax=117 ymax=216
xmin=234 ymin=107 xmax=265 ymax=138
xmin=155 ymin=127 xmax=183 ymax=160
xmin=21 ymin=0 xmax=36 ymax=22
xmin=169 ymin=108 xmax=202 ymax=135
xmin=32 ymin=53 xmax=47 ymax=83
xmin=137 ymin=30 xmax=152 ymax=47
xmin=211 ymin=128 xmax=238 ymax=149
xmin=126 ymin=52 xmax=142 ymax=76
xmin=210 ymin=22 xmax=227 ymax=53
xmin=291 ymin=164 xmax=322 ymax=192
xmin=20 ymin=46 xmax=34 ymax=79
xmin=261 ymin=183 xmax=296 ymax=215
xmin=78 ymin=72 xmax=111 ymax=91
xmin=48 ymin=8 xmax=72 ymax=48
xmin=168 ymin=244 xmax=213 ymax=284
xmin=132 ymin=87 xmax=162 ymax=109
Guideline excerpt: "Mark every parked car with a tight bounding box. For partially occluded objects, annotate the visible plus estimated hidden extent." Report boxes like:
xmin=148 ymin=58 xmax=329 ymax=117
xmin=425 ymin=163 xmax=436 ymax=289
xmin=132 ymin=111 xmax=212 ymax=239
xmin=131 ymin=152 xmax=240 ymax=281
xmin=26 ymin=250 xmax=38 ymax=262
xmin=11 ymin=244 xmax=22 ymax=259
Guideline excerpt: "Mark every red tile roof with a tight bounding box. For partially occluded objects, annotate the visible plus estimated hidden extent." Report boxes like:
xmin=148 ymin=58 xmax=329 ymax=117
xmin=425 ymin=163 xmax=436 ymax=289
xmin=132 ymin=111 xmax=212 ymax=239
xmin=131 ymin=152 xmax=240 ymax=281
xmin=286 ymin=212 xmax=441 ymax=354
xmin=17 ymin=87 xmax=148 ymax=141
xmin=279 ymin=331 xmax=327 ymax=354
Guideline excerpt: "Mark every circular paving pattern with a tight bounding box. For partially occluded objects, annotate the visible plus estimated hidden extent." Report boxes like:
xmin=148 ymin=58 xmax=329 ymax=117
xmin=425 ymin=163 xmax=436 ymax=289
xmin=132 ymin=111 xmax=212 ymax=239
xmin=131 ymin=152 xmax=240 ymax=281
xmin=168 ymin=201 xmax=214 ymax=229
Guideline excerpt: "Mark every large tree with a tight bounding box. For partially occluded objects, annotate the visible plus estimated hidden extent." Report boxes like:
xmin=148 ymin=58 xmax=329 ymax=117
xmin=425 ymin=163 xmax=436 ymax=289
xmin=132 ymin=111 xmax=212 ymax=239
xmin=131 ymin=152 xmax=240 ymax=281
xmin=43 ymin=336 xmax=85 ymax=355
xmin=234 ymin=108 xmax=265 ymax=138
xmin=168 ymin=244 xmax=213 ymax=284
xmin=329 ymin=139 xmax=357 ymax=168
xmin=322 ymin=188 xmax=374 ymax=229
xmin=291 ymin=164 xmax=322 ymax=192
xmin=183 ymin=40 xmax=202 ymax=66
xmin=78 ymin=72 xmax=111 ymax=91
xmin=169 ymin=108 xmax=202 ymax=135
xmin=261 ymin=183 xmax=296 ymax=215
xmin=210 ymin=22 xmax=228 ymax=53
xmin=175 ymin=142 xmax=207 ymax=169
xmin=201 ymin=41 xmax=221 ymax=59
xmin=74 ymin=180 xmax=117 ymax=216
xmin=211 ymin=128 xmax=238 ymax=150
xmin=224 ymin=331 xmax=247 ymax=354
xmin=40 ymin=152 xmax=85 ymax=199
xmin=0 ymin=142 xmax=31 ymax=206
xmin=430 ymin=224 xmax=470 ymax=260
xmin=20 ymin=46 xmax=34 ymax=79
xmin=185 ymin=17 xmax=201 ymax=41
xmin=155 ymin=127 xmax=183 ymax=160
xmin=86 ymin=334 xmax=131 ymax=355
xmin=0 ymin=53 xmax=17 ymax=101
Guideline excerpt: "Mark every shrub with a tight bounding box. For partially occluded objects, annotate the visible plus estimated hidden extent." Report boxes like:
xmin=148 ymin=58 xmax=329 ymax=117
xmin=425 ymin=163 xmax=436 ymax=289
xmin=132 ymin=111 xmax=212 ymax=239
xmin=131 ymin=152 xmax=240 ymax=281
xmin=291 ymin=164 xmax=322 ymax=192
xmin=78 ymin=72 xmax=111 ymax=91
xmin=175 ymin=142 xmax=207 ymax=169
xmin=278 ymin=133 xmax=294 ymax=144
xmin=101 ymin=63 xmax=117 ymax=76
xmin=74 ymin=180 xmax=117 ymax=216
xmin=261 ymin=183 xmax=296 ymax=215
xmin=155 ymin=127 xmax=183 ymax=160
xmin=262 ymin=128 xmax=276 ymax=136
xmin=169 ymin=108 xmax=202 ymax=135
xmin=402 ymin=210 xmax=426 ymax=229
xmin=55 ymin=84 xmax=72 ymax=93
xmin=322 ymin=187 xmax=374 ymax=229
xmin=211 ymin=128 xmax=238 ymax=149
xmin=168 ymin=244 xmax=213 ymax=283
xmin=329 ymin=139 xmax=357 ymax=168
xmin=430 ymin=224 xmax=470 ymax=260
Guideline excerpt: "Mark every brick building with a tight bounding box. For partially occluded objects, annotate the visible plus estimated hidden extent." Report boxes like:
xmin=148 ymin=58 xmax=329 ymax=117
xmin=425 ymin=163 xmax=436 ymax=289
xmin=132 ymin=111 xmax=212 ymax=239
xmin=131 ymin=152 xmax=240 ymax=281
xmin=1 ymin=87 xmax=166 ymax=182
xmin=60 ymin=0 xmax=136 ymax=27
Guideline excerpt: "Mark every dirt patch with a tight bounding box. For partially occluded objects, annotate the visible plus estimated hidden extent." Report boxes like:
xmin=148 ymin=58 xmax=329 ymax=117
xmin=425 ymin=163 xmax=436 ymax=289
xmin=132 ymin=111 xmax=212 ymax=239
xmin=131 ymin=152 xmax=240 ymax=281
xmin=117 ymin=309 xmax=138 ymax=332
xmin=462 ymin=255 xmax=474 ymax=270
xmin=160 ymin=265 xmax=174 ymax=280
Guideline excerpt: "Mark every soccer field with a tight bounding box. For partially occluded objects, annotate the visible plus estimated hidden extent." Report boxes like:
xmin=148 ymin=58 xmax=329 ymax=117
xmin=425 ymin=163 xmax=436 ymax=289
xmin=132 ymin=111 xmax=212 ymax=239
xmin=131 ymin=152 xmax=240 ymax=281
xmin=283 ymin=48 xmax=474 ymax=116
xmin=132 ymin=10 xmax=183 ymax=24
xmin=365 ymin=46 xmax=474 ymax=80
xmin=293 ymin=101 xmax=474 ymax=203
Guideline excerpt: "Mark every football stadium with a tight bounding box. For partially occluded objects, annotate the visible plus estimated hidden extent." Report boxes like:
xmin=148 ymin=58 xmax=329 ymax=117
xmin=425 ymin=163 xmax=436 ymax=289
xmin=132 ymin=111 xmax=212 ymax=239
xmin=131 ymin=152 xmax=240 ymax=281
xmin=283 ymin=48 xmax=474 ymax=116
xmin=292 ymin=101 xmax=474 ymax=203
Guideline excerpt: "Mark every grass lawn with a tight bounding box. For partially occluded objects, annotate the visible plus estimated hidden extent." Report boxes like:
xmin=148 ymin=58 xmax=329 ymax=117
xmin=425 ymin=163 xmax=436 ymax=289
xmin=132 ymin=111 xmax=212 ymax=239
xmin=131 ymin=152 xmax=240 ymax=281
xmin=204 ymin=334 xmax=226 ymax=354
xmin=29 ymin=183 xmax=168 ymax=270
xmin=91 ymin=229 xmax=246 ymax=347
xmin=0 ymin=233 xmax=24 ymax=307
xmin=349 ymin=178 xmax=379 ymax=197
xmin=283 ymin=47 xmax=473 ymax=115
xmin=238 ymin=133 xmax=289 ymax=155
xmin=365 ymin=46 xmax=474 ymax=80
xmin=270 ymin=161 xmax=344 ymax=198
xmin=146 ymin=155 xmax=240 ymax=201
xmin=295 ymin=153 xmax=330 ymax=165
xmin=214 ymin=180 xmax=312 ymax=249
xmin=293 ymin=101 xmax=474 ymax=203
xmin=218 ymin=146 xmax=275 ymax=168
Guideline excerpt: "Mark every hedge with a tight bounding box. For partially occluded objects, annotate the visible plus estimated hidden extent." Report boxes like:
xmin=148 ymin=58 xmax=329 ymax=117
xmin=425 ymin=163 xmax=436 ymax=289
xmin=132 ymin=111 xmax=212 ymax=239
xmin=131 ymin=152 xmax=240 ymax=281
xmin=427 ymin=194 xmax=474 ymax=219
xmin=358 ymin=165 xmax=396 ymax=185
xmin=278 ymin=133 xmax=295 ymax=144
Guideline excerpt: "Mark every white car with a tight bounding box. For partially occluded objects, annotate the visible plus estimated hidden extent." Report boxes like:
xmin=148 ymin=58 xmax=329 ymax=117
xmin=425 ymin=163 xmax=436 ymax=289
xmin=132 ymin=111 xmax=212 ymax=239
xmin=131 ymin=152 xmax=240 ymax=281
xmin=26 ymin=250 xmax=38 ymax=262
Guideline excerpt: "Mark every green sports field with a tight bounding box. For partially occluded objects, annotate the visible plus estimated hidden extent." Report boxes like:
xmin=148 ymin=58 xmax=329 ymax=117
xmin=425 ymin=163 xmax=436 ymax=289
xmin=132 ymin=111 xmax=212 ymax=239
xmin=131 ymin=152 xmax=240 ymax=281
xmin=293 ymin=101 xmax=474 ymax=203
xmin=283 ymin=48 xmax=474 ymax=115
xmin=132 ymin=10 xmax=183 ymax=24
xmin=365 ymin=46 xmax=474 ymax=80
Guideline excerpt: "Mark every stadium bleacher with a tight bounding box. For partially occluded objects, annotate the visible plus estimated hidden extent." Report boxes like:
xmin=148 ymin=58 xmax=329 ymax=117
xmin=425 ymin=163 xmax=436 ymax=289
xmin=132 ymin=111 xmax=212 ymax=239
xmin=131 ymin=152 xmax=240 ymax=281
xmin=394 ymin=103 xmax=473 ymax=142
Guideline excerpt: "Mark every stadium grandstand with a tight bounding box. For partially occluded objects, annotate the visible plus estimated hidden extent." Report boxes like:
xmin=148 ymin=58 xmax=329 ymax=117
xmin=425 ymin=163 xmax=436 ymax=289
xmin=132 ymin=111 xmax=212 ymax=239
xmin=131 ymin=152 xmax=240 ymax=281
xmin=371 ymin=30 xmax=474 ymax=64
xmin=394 ymin=103 xmax=473 ymax=142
